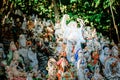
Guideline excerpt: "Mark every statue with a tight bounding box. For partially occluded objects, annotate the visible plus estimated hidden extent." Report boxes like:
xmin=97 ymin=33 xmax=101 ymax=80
xmin=92 ymin=51 xmax=99 ymax=65
xmin=99 ymin=45 xmax=111 ymax=65
xmin=103 ymin=57 xmax=120 ymax=80
xmin=19 ymin=34 xmax=26 ymax=48
xmin=21 ymin=15 xmax=27 ymax=31
xmin=28 ymin=47 xmax=38 ymax=68
xmin=92 ymin=64 xmax=104 ymax=80
xmin=47 ymin=57 xmax=57 ymax=80
xmin=62 ymin=17 xmax=86 ymax=62
xmin=54 ymin=20 xmax=63 ymax=40
xmin=9 ymin=41 xmax=17 ymax=51
xmin=57 ymin=56 xmax=68 ymax=80
xmin=77 ymin=51 xmax=87 ymax=80
xmin=111 ymin=41 xmax=119 ymax=57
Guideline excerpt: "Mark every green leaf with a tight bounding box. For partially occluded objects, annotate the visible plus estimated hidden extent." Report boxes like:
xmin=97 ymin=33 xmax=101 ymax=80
xmin=34 ymin=0 xmax=38 ymax=4
xmin=70 ymin=0 xmax=77 ymax=3
xmin=95 ymin=0 xmax=100 ymax=8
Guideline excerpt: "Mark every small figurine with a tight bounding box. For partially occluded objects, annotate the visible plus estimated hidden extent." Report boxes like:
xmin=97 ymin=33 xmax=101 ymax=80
xmin=92 ymin=51 xmax=99 ymax=65
xmin=77 ymin=52 xmax=87 ymax=80
xmin=92 ymin=64 xmax=104 ymax=80
xmin=47 ymin=57 xmax=57 ymax=80
xmin=28 ymin=47 xmax=38 ymax=68
xmin=57 ymin=56 xmax=68 ymax=80
xmin=10 ymin=41 xmax=17 ymax=51
xmin=19 ymin=34 xmax=26 ymax=48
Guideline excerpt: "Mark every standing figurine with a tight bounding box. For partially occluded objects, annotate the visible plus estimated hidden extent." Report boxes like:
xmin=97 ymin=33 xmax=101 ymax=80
xmin=57 ymin=56 xmax=68 ymax=80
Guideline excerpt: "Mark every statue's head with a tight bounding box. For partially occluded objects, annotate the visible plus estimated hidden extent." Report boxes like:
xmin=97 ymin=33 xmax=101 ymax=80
xmin=63 ymin=14 xmax=70 ymax=20
xmin=68 ymin=21 xmax=77 ymax=28
xmin=19 ymin=34 xmax=25 ymax=39
xmin=103 ymin=46 xmax=110 ymax=54
xmin=10 ymin=41 xmax=17 ymax=51
xmin=78 ymin=50 xmax=84 ymax=58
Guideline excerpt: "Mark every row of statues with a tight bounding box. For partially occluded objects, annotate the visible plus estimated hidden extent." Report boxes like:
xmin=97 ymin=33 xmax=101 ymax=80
xmin=0 ymin=13 xmax=120 ymax=80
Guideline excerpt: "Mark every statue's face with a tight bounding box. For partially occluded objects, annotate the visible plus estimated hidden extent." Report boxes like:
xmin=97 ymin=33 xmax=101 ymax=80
xmin=104 ymin=47 xmax=110 ymax=54
xmin=78 ymin=52 xmax=83 ymax=58
xmin=68 ymin=21 xmax=77 ymax=28
xmin=65 ymin=14 xmax=70 ymax=19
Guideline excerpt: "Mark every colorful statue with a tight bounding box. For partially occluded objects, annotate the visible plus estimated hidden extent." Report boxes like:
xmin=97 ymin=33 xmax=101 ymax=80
xmin=57 ymin=56 xmax=68 ymax=80
xmin=47 ymin=57 xmax=57 ymax=80
xmin=10 ymin=41 xmax=17 ymax=51
xmin=92 ymin=51 xmax=99 ymax=65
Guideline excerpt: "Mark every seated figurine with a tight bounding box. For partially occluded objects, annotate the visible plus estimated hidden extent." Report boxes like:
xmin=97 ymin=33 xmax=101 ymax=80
xmin=28 ymin=47 xmax=38 ymax=68
xmin=19 ymin=34 xmax=26 ymax=48
xmin=103 ymin=57 xmax=119 ymax=79
xmin=77 ymin=52 xmax=87 ymax=80
xmin=10 ymin=41 xmax=17 ymax=51
xmin=47 ymin=57 xmax=57 ymax=80
xmin=92 ymin=64 xmax=104 ymax=80
xmin=92 ymin=51 xmax=99 ymax=65
xmin=57 ymin=56 xmax=68 ymax=80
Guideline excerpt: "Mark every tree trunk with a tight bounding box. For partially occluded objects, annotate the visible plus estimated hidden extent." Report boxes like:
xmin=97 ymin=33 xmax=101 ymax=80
xmin=109 ymin=0 xmax=120 ymax=43
xmin=52 ymin=0 xmax=60 ymax=22
xmin=0 ymin=0 xmax=14 ymax=25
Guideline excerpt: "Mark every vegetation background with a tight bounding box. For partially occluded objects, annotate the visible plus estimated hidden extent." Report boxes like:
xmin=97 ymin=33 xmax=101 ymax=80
xmin=0 ymin=0 xmax=120 ymax=44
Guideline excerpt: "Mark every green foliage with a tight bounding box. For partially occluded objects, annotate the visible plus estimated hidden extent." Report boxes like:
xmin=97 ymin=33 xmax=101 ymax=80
xmin=70 ymin=0 xmax=77 ymax=3
xmin=7 ymin=0 xmax=120 ymax=38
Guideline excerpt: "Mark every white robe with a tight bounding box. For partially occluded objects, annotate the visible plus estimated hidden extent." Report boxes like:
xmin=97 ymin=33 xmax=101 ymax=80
xmin=19 ymin=35 xmax=26 ymax=47
xmin=28 ymin=48 xmax=38 ymax=67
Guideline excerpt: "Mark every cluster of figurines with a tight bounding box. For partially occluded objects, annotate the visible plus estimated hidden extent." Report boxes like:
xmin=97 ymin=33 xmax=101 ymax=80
xmin=0 ymin=14 xmax=120 ymax=80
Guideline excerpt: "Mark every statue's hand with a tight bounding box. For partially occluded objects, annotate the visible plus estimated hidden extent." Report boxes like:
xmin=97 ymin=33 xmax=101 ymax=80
xmin=63 ymin=14 xmax=70 ymax=20
xmin=77 ymin=18 xmax=82 ymax=22
xmin=77 ymin=18 xmax=85 ymax=26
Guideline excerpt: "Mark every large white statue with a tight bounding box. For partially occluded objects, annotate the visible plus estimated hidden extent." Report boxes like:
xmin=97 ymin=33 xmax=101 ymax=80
xmin=62 ymin=17 xmax=85 ymax=62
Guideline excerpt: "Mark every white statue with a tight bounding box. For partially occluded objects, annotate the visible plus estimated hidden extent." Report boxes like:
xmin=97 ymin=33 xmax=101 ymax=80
xmin=99 ymin=46 xmax=111 ymax=65
xmin=64 ymin=18 xmax=85 ymax=62
xmin=19 ymin=34 xmax=26 ymax=48
xmin=93 ymin=64 xmax=104 ymax=80
xmin=111 ymin=41 xmax=119 ymax=57
xmin=103 ymin=57 xmax=120 ymax=80
xmin=21 ymin=16 xmax=27 ymax=30
xmin=54 ymin=20 xmax=63 ymax=40
xmin=27 ymin=73 xmax=33 ymax=80
xmin=28 ymin=47 xmax=38 ymax=68
xmin=77 ymin=51 xmax=87 ymax=80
